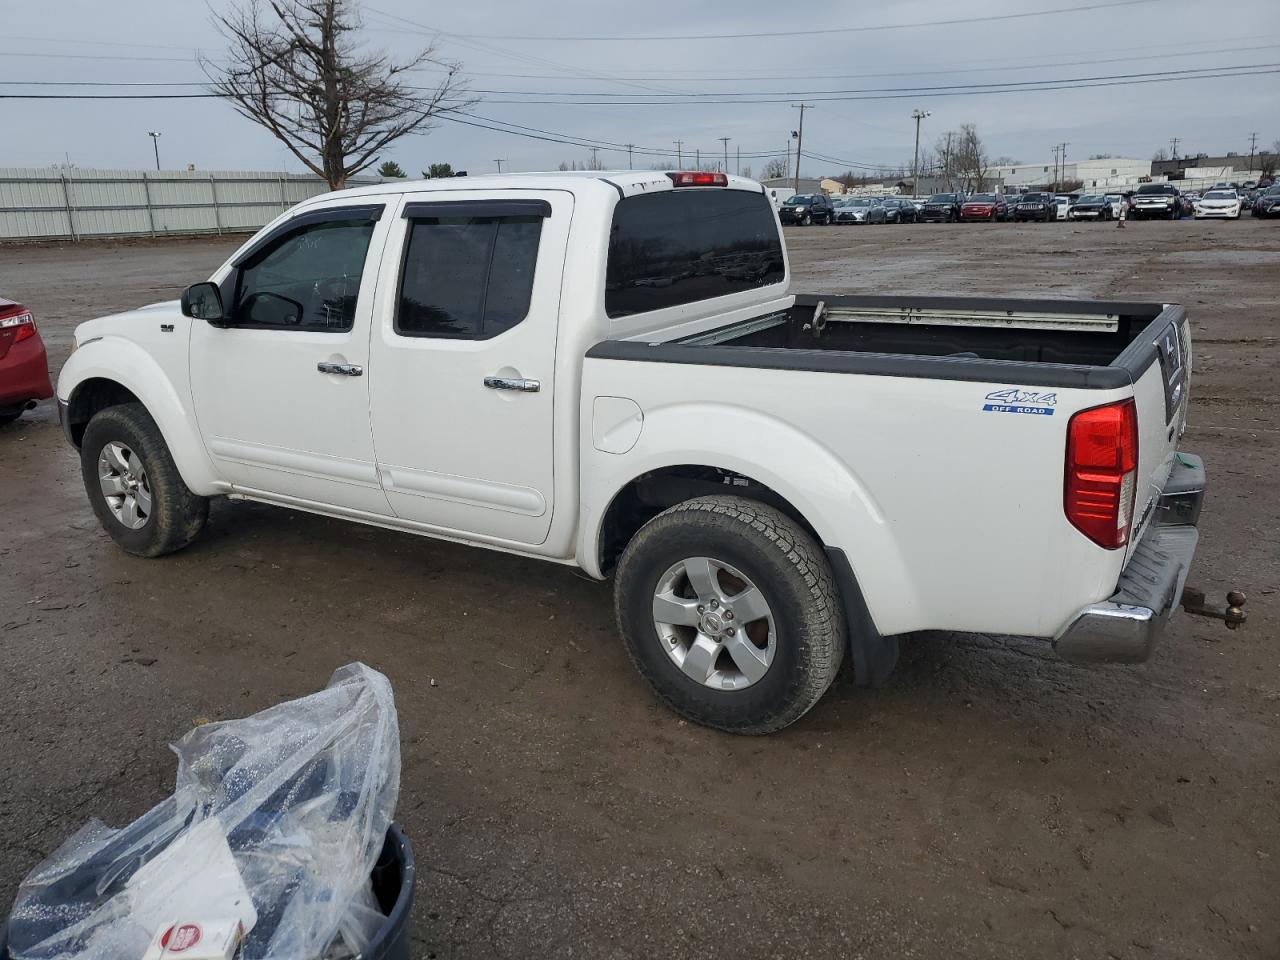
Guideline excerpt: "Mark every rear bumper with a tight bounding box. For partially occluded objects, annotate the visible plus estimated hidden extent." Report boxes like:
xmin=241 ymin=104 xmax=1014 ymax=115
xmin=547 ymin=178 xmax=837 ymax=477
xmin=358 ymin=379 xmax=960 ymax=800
xmin=0 ymin=337 xmax=54 ymax=410
xmin=1053 ymin=453 xmax=1205 ymax=664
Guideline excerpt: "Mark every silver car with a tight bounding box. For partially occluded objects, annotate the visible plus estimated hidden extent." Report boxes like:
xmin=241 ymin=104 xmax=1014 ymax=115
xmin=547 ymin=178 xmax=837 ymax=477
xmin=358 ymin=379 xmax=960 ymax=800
xmin=833 ymin=197 xmax=878 ymax=224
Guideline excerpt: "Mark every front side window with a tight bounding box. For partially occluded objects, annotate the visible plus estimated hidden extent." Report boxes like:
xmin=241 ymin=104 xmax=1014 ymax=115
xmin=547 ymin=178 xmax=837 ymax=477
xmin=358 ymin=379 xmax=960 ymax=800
xmin=233 ymin=218 xmax=375 ymax=330
xmin=396 ymin=215 xmax=543 ymax=338
xmin=605 ymin=188 xmax=784 ymax=318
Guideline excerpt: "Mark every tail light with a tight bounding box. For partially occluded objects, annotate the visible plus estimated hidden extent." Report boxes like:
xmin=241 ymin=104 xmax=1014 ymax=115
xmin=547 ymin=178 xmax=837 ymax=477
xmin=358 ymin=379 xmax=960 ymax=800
xmin=0 ymin=304 xmax=36 ymax=343
xmin=1065 ymin=399 xmax=1138 ymax=549
xmin=666 ymin=172 xmax=728 ymax=187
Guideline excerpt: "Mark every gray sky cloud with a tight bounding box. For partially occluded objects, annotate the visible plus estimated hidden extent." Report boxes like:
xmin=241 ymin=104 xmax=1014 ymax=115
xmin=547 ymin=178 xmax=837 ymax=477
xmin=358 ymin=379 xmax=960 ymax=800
xmin=5 ymin=0 xmax=1278 ymax=177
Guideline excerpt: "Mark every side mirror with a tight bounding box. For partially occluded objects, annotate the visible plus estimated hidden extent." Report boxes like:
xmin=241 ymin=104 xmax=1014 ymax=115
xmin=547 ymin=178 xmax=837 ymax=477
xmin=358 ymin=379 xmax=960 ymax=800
xmin=180 ymin=282 xmax=226 ymax=324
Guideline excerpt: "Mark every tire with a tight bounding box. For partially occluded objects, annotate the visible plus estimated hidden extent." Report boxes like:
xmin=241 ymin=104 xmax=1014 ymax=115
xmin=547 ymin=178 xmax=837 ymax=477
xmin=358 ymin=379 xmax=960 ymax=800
xmin=80 ymin=403 xmax=209 ymax=558
xmin=614 ymin=495 xmax=846 ymax=735
xmin=801 ymin=213 xmax=812 ymax=226
xmin=0 ymin=409 xmax=23 ymax=427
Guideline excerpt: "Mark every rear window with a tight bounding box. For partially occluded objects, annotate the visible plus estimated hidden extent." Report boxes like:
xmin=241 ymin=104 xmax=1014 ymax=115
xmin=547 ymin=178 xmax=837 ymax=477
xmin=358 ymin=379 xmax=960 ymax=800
xmin=605 ymin=189 xmax=784 ymax=319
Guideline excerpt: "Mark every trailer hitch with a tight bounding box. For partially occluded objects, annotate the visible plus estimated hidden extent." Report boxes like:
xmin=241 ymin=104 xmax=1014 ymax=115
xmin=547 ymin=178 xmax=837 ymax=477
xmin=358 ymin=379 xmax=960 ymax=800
xmin=1180 ymin=587 xmax=1247 ymax=629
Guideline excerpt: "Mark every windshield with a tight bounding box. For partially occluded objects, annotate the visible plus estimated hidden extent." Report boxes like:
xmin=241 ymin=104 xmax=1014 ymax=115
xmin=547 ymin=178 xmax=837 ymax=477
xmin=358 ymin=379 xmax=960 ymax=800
xmin=1137 ymin=184 xmax=1176 ymax=195
xmin=1078 ymin=196 xmax=1103 ymax=203
xmin=1267 ymin=186 xmax=1280 ymax=195
xmin=1204 ymin=190 xmax=1236 ymax=200
xmin=1021 ymin=194 xmax=1048 ymax=202
xmin=967 ymin=194 xmax=996 ymax=202
xmin=784 ymin=196 xmax=814 ymax=205
xmin=928 ymin=194 xmax=959 ymax=202
xmin=844 ymin=198 xmax=872 ymax=206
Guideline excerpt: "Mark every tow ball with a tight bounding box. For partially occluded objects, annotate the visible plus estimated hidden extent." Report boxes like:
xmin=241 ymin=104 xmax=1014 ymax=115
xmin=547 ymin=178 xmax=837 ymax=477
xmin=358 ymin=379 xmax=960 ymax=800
xmin=1180 ymin=587 xmax=1248 ymax=629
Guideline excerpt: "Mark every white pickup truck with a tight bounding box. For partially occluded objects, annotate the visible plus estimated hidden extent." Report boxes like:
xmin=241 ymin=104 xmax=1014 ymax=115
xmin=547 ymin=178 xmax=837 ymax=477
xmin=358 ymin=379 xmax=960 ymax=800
xmin=57 ymin=170 xmax=1242 ymax=733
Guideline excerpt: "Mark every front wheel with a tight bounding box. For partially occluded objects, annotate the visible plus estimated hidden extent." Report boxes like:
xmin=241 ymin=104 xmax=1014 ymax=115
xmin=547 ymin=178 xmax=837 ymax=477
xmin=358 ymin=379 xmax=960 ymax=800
xmin=614 ymin=496 xmax=845 ymax=735
xmin=80 ymin=403 xmax=209 ymax=557
xmin=801 ymin=213 xmax=812 ymax=226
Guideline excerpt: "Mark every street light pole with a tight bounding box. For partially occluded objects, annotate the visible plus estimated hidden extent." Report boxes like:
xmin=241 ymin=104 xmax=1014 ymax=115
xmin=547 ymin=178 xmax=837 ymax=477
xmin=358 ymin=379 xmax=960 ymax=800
xmin=911 ymin=109 xmax=930 ymax=198
xmin=147 ymin=131 xmax=162 ymax=171
xmin=718 ymin=136 xmax=730 ymax=175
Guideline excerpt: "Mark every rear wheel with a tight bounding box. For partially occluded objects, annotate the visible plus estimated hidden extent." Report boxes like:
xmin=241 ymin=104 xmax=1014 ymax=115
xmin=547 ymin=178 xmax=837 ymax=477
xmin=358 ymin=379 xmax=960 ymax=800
xmin=0 ymin=409 xmax=23 ymax=427
xmin=80 ymin=403 xmax=209 ymax=558
xmin=614 ymin=496 xmax=845 ymax=734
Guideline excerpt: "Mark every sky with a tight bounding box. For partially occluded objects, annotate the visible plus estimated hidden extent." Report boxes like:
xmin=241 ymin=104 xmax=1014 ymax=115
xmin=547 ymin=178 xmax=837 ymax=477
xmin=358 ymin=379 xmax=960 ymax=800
xmin=4 ymin=0 xmax=1279 ymax=179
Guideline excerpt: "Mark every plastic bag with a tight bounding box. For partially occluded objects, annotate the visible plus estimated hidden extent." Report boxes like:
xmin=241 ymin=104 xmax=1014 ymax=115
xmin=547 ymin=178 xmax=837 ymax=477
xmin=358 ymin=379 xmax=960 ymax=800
xmin=8 ymin=663 xmax=401 ymax=960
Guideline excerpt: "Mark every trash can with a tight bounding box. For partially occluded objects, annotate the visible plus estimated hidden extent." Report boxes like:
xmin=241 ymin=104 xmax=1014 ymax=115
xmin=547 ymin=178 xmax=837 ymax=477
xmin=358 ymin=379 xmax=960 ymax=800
xmin=0 ymin=823 xmax=415 ymax=960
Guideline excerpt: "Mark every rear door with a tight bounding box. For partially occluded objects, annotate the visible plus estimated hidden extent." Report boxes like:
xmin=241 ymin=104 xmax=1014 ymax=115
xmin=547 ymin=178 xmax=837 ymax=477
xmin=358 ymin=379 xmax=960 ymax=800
xmin=367 ymin=190 xmax=572 ymax=544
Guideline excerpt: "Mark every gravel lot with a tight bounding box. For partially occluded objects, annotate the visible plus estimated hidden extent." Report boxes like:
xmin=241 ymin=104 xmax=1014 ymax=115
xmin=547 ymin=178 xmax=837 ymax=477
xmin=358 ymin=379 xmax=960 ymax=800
xmin=1 ymin=220 xmax=1277 ymax=959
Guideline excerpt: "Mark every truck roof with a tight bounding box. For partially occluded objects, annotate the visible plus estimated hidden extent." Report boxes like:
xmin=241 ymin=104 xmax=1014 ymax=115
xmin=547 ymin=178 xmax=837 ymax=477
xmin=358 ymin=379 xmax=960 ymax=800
xmin=323 ymin=170 xmax=766 ymax=203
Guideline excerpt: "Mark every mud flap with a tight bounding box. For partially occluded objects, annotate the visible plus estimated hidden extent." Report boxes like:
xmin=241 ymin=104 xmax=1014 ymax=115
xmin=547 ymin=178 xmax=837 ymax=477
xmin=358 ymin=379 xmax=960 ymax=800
xmin=826 ymin=547 xmax=900 ymax=687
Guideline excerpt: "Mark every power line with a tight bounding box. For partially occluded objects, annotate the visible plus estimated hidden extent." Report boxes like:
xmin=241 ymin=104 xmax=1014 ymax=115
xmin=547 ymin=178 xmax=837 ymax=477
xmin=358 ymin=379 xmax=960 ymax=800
xmin=4 ymin=65 xmax=1276 ymax=104
xmin=433 ymin=0 xmax=1158 ymax=41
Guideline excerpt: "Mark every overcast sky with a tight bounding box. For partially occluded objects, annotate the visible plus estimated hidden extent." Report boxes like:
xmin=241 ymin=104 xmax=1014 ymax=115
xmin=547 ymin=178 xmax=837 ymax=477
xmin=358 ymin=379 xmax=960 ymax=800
xmin=4 ymin=0 xmax=1278 ymax=178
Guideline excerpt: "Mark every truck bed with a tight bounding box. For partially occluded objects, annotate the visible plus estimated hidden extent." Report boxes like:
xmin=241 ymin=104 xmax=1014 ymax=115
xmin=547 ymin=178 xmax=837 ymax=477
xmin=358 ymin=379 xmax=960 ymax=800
xmin=594 ymin=295 xmax=1179 ymax=391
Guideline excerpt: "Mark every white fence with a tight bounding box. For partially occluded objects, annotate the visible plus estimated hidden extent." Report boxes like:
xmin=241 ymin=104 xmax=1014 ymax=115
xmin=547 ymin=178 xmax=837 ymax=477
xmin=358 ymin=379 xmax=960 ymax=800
xmin=0 ymin=168 xmax=380 ymax=242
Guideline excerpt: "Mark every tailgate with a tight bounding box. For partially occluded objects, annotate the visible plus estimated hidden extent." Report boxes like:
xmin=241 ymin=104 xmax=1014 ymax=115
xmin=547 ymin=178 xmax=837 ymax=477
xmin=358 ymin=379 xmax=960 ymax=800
xmin=1125 ymin=307 xmax=1191 ymax=560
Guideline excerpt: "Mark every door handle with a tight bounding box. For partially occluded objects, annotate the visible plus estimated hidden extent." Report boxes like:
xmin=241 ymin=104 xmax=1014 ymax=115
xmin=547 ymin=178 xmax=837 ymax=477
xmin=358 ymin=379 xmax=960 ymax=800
xmin=317 ymin=361 xmax=363 ymax=376
xmin=484 ymin=376 xmax=540 ymax=393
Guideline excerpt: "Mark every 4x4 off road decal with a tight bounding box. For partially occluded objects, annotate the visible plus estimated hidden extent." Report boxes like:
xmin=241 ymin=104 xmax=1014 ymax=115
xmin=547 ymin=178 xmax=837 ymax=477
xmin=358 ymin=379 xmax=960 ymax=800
xmin=982 ymin=387 xmax=1057 ymax=416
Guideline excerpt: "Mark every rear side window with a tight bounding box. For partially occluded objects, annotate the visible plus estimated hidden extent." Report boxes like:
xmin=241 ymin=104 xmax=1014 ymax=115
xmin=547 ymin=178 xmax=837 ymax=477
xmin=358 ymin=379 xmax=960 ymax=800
xmin=606 ymin=189 xmax=784 ymax=318
xmin=396 ymin=215 xmax=543 ymax=338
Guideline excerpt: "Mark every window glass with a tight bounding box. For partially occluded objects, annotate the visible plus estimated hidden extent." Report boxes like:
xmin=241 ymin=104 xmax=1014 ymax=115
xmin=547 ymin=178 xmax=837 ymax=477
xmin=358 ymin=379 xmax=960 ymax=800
xmin=396 ymin=216 xmax=543 ymax=338
xmin=233 ymin=219 xmax=375 ymax=330
xmin=605 ymin=189 xmax=784 ymax=318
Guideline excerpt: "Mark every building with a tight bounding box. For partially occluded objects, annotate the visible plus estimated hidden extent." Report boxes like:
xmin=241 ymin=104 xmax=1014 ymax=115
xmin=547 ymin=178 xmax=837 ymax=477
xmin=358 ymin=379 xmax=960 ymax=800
xmin=760 ymin=177 xmax=825 ymax=195
xmin=1151 ymin=154 xmax=1276 ymax=179
xmin=991 ymin=157 xmax=1150 ymax=190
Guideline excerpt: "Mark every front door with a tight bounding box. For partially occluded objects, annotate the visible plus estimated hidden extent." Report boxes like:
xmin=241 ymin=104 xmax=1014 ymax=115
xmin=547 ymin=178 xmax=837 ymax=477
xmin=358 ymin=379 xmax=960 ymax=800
xmin=368 ymin=191 xmax=572 ymax=544
xmin=190 ymin=202 xmax=393 ymax=515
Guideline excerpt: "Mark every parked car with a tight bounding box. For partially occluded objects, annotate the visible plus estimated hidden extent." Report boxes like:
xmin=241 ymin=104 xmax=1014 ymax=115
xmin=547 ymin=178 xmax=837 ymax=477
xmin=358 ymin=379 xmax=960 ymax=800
xmin=1052 ymin=196 xmax=1075 ymax=220
xmin=1130 ymin=183 xmax=1184 ymax=220
xmin=0 ymin=298 xmax=54 ymax=426
xmin=1068 ymin=195 xmax=1114 ymax=221
xmin=959 ymin=193 xmax=1007 ymax=221
xmin=1251 ymin=184 xmax=1280 ymax=217
xmin=877 ymin=197 xmax=918 ymax=224
xmin=1194 ymin=188 xmax=1243 ymax=220
xmin=56 ymin=170 xmax=1229 ymax=734
xmin=835 ymin=197 xmax=886 ymax=224
xmin=1011 ymin=193 xmax=1056 ymax=222
xmin=1104 ymin=193 xmax=1127 ymax=218
xmin=778 ymin=194 xmax=834 ymax=225
xmin=917 ymin=193 xmax=965 ymax=222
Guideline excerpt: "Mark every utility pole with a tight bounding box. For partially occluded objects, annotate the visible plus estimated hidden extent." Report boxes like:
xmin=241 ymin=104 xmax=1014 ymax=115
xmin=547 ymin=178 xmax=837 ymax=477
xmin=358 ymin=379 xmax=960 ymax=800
xmin=783 ymin=145 xmax=790 ymax=180
xmin=791 ymin=103 xmax=813 ymax=194
xmin=1248 ymin=132 xmax=1259 ymax=174
xmin=911 ymin=109 xmax=931 ymax=198
xmin=625 ymin=143 xmax=634 ymax=169
xmin=589 ymin=146 xmax=599 ymax=170
xmin=943 ymin=131 xmax=953 ymax=191
xmin=1051 ymin=144 xmax=1061 ymax=189
xmin=674 ymin=140 xmax=683 ymax=167
xmin=1060 ymin=142 xmax=1069 ymax=187
xmin=695 ymin=147 xmax=700 ymax=169
xmin=1169 ymin=137 xmax=1181 ymax=160
xmin=493 ymin=158 xmax=506 ymax=173
xmin=736 ymin=144 xmax=740 ymax=176
xmin=147 ymin=131 xmax=162 ymax=171
xmin=718 ymin=137 xmax=730 ymax=175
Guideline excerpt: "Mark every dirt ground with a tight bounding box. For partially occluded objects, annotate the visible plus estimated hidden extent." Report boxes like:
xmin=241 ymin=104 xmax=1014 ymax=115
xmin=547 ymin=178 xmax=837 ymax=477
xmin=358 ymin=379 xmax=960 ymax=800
xmin=1 ymin=220 xmax=1277 ymax=960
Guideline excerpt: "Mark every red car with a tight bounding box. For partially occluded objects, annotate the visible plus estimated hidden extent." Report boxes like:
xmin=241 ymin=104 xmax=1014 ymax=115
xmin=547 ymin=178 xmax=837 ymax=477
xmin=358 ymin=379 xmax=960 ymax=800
xmin=959 ymin=193 xmax=1008 ymax=222
xmin=0 ymin=298 xmax=54 ymax=426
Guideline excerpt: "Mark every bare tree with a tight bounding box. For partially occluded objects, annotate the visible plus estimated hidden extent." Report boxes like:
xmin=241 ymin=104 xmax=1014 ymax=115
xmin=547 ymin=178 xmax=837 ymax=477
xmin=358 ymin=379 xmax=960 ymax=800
xmin=762 ymin=157 xmax=788 ymax=179
xmin=1152 ymin=148 xmax=1170 ymax=162
xmin=204 ymin=0 xmax=472 ymax=189
xmin=740 ymin=164 xmax=753 ymax=180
